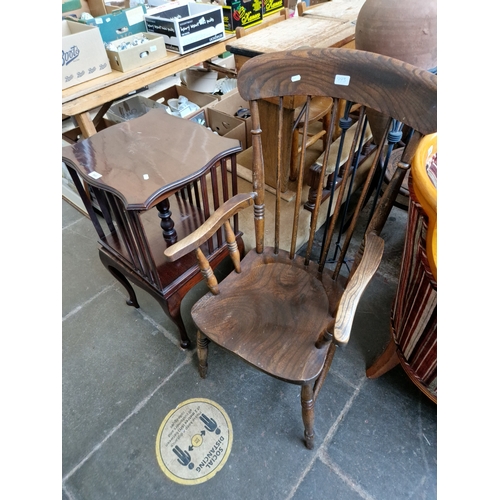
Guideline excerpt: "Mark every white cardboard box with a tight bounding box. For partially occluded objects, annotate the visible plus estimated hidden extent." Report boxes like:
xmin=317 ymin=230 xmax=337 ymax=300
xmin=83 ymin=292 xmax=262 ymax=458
xmin=62 ymin=20 xmax=112 ymax=90
xmin=106 ymin=32 xmax=167 ymax=72
xmin=145 ymin=1 xmax=224 ymax=55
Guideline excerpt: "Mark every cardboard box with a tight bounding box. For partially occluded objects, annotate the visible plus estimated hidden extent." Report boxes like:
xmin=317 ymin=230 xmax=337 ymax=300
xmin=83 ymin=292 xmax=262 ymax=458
xmin=263 ymin=0 xmax=283 ymax=17
xmin=146 ymin=0 xmax=169 ymax=6
xmin=222 ymin=0 xmax=263 ymax=33
xmin=212 ymin=91 xmax=251 ymax=148
xmin=62 ymin=20 xmax=112 ymax=90
xmin=145 ymin=2 xmax=225 ymax=55
xmin=188 ymin=108 xmax=208 ymax=127
xmin=88 ymin=0 xmax=116 ymax=16
xmin=148 ymin=85 xmax=219 ymax=118
xmin=63 ymin=0 xmax=127 ymax=18
xmin=206 ymin=108 xmax=246 ymax=149
xmin=71 ymin=4 xmax=147 ymax=43
xmin=210 ymin=52 xmax=235 ymax=71
xmin=106 ymin=94 xmax=169 ymax=123
xmin=106 ymin=32 xmax=166 ymax=72
xmin=180 ymin=67 xmax=218 ymax=93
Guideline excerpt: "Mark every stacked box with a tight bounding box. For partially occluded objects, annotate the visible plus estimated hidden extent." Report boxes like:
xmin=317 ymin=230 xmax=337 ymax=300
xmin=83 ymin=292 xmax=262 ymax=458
xmin=62 ymin=20 xmax=112 ymax=90
xmin=211 ymin=91 xmax=252 ymax=149
xmin=105 ymin=32 xmax=167 ymax=72
xmin=206 ymin=108 xmax=246 ymax=149
xmin=67 ymin=4 xmax=147 ymax=43
xmin=263 ymin=0 xmax=283 ymax=17
xmin=145 ymin=2 xmax=224 ymax=55
xmin=222 ymin=0 xmax=263 ymax=33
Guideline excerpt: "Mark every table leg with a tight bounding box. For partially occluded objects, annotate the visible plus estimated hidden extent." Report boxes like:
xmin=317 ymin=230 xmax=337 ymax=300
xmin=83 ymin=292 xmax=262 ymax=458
xmin=72 ymin=111 xmax=98 ymax=203
xmin=74 ymin=111 xmax=98 ymax=138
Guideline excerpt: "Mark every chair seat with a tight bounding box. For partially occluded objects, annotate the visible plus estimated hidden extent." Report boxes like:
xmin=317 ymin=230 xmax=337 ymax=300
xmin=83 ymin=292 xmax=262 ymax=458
xmin=294 ymin=96 xmax=333 ymax=125
xmin=192 ymin=249 xmax=338 ymax=384
xmin=163 ymin=48 xmax=437 ymax=447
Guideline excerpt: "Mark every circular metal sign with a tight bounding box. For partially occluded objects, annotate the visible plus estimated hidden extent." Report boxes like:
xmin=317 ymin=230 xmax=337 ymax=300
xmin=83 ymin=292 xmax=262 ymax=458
xmin=156 ymin=398 xmax=233 ymax=485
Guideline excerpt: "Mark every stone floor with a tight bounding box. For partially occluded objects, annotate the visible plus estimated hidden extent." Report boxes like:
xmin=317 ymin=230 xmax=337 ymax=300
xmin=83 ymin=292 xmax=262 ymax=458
xmin=62 ymin=193 xmax=437 ymax=500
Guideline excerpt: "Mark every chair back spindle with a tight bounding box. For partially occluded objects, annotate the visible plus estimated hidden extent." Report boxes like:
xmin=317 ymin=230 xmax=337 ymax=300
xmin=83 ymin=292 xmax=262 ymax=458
xmin=161 ymin=48 xmax=437 ymax=447
xmin=238 ymin=49 xmax=436 ymax=280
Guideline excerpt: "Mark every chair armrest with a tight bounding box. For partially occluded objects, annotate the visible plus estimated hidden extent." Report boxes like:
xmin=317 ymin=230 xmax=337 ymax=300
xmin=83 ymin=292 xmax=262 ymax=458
xmin=164 ymin=192 xmax=256 ymax=262
xmin=334 ymin=231 xmax=384 ymax=345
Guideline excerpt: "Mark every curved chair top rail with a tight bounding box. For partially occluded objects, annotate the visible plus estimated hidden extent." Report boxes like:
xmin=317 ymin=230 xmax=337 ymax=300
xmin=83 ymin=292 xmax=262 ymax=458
xmin=237 ymin=48 xmax=437 ymax=136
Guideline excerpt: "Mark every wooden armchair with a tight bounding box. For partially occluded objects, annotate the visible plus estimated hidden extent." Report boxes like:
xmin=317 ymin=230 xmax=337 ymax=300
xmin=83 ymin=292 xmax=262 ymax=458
xmin=163 ymin=48 xmax=437 ymax=448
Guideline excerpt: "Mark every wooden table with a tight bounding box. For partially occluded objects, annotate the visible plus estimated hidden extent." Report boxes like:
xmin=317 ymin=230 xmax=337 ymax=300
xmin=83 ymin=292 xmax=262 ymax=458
xmin=226 ymin=15 xmax=357 ymax=69
xmin=225 ymin=12 xmax=360 ymax=192
xmin=298 ymin=0 xmax=365 ymax=22
xmin=62 ymin=37 xmax=234 ymax=139
xmin=62 ymin=109 xmax=244 ymax=349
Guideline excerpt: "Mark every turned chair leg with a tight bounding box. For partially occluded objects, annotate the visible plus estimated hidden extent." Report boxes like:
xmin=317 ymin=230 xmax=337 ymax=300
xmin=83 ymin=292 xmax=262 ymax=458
xmin=107 ymin=266 xmax=140 ymax=308
xmin=197 ymin=330 xmax=209 ymax=378
xmin=305 ymin=165 xmax=322 ymax=211
xmin=301 ymin=384 xmax=315 ymax=449
xmin=366 ymin=337 xmax=400 ymax=379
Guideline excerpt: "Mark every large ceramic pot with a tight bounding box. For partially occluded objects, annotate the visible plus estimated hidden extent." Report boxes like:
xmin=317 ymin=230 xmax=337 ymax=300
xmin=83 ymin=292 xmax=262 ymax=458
xmin=355 ymin=0 xmax=437 ymax=145
xmin=355 ymin=0 xmax=437 ymax=69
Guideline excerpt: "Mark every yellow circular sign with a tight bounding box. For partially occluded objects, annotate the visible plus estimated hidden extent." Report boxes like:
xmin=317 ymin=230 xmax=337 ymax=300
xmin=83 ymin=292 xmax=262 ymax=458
xmin=156 ymin=398 xmax=233 ymax=485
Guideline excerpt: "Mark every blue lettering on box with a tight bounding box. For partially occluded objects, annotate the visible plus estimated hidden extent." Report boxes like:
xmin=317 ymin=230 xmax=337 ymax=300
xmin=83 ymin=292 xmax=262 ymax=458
xmin=62 ymin=46 xmax=80 ymax=66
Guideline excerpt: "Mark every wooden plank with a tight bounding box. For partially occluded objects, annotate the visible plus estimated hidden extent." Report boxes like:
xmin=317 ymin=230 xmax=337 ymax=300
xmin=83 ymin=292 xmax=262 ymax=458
xmin=62 ymin=38 xmax=234 ymax=116
xmin=61 ymin=50 xmax=180 ymax=104
xmin=301 ymin=0 xmax=365 ymax=22
xmin=226 ymin=16 xmax=355 ymax=58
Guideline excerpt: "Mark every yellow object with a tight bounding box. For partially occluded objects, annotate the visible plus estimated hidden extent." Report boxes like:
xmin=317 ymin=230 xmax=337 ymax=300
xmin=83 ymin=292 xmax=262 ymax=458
xmin=412 ymin=133 xmax=437 ymax=280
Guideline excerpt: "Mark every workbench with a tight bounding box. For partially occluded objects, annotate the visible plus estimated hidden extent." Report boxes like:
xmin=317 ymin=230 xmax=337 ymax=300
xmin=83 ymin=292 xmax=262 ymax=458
xmin=225 ymin=10 xmax=360 ymax=193
xmin=62 ymin=36 xmax=234 ymax=139
xmin=62 ymin=2 xmax=363 ymax=202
